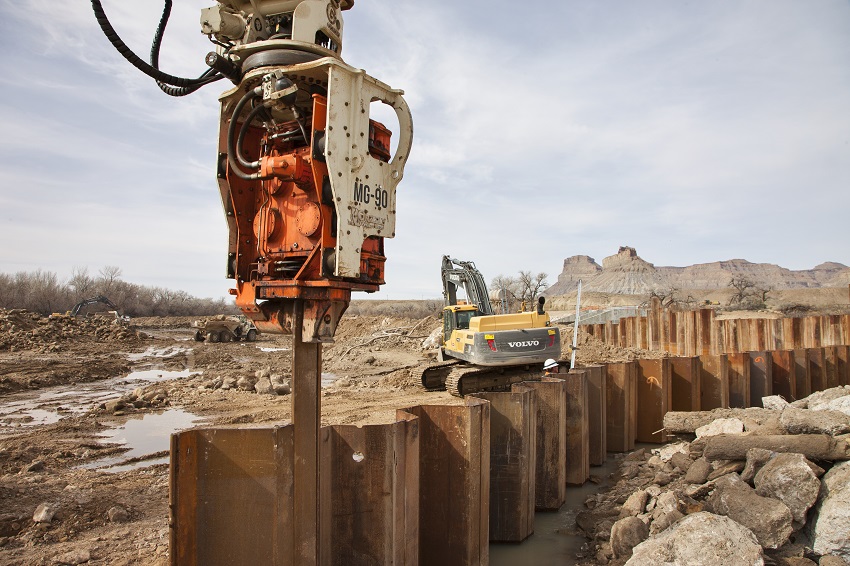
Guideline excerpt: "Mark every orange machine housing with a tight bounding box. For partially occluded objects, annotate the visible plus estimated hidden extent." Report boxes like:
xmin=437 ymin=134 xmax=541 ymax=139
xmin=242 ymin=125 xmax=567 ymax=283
xmin=218 ymin=93 xmax=392 ymax=338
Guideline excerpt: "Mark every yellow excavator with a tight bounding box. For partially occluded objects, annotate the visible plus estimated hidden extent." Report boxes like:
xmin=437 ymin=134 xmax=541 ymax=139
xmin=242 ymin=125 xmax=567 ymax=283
xmin=421 ymin=256 xmax=561 ymax=396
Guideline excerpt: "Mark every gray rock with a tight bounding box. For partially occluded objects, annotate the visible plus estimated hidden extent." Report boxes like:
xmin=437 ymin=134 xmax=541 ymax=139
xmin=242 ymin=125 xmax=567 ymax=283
xmin=221 ymin=377 xmax=237 ymax=390
xmin=649 ymin=509 xmax=684 ymax=535
xmin=696 ymin=417 xmax=745 ymax=438
xmin=620 ymin=490 xmax=649 ymax=518
xmin=254 ymin=377 xmax=273 ymax=395
xmin=670 ymin=452 xmax=692 ymax=472
xmin=741 ymin=448 xmax=776 ymax=484
xmin=654 ymin=472 xmax=673 ymax=486
xmin=652 ymin=491 xmax=682 ymax=519
xmin=625 ymin=512 xmax=764 ymax=566
xmin=707 ymin=460 xmax=746 ymax=481
xmin=103 ymin=399 xmax=124 ymax=413
xmin=755 ymin=453 xmax=821 ymax=525
xmin=54 ymin=549 xmax=91 ymax=564
xmin=611 ymin=516 xmax=649 ymax=559
xmin=33 ymin=502 xmax=55 ymax=523
xmin=707 ymin=473 xmax=793 ymax=549
xmin=809 ymin=460 xmax=850 ymax=560
xmin=826 ymin=396 xmax=850 ymax=417
xmin=106 ymin=506 xmax=129 ymax=523
xmin=763 ymin=395 xmax=790 ymax=410
xmin=685 ymin=457 xmax=712 ymax=484
xmin=780 ymin=407 xmax=850 ymax=436
xmin=236 ymin=376 xmax=255 ymax=391
xmin=804 ymin=386 xmax=850 ymax=412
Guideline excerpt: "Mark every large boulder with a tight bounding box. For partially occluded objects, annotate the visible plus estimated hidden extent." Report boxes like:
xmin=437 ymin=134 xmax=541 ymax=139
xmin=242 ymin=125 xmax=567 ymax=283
xmin=625 ymin=512 xmax=764 ymax=566
xmin=809 ymin=460 xmax=850 ymax=560
xmin=611 ymin=516 xmax=649 ymax=559
xmin=706 ymin=474 xmax=793 ymax=549
xmin=804 ymin=386 xmax=850 ymax=412
xmin=754 ymin=453 xmax=821 ymax=526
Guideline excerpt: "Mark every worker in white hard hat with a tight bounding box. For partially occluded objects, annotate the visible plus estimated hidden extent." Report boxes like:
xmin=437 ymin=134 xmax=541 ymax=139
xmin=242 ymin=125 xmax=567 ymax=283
xmin=543 ymin=358 xmax=560 ymax=376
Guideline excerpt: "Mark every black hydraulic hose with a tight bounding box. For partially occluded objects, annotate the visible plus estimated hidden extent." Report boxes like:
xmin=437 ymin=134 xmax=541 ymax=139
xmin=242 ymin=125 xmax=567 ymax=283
xmin=227 ymin=87 xmax=266 ymax=181
xmin=147 ymin=0 xmax=223 ymax=96
xmin=91 ymin=0 xmax=221 ymax=89
xmin=237 ymin=103 xmax=269 ymax=169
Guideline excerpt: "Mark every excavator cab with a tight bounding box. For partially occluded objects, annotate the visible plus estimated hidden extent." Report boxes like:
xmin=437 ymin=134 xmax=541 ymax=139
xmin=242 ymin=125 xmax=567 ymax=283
xmin=442 ymin=304 xmax=481 ymax=342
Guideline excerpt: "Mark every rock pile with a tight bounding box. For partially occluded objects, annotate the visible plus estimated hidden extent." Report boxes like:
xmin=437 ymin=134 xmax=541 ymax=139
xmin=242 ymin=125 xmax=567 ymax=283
xmin=97 ymin=387 xmax=170 ymax=415
xmin=0 ymin=309 xmax=146 ymax=352
xmin=197 ymin=367 xmax=292 ymax=396
xmin=577 ymin=386 xmax=850 ymax=565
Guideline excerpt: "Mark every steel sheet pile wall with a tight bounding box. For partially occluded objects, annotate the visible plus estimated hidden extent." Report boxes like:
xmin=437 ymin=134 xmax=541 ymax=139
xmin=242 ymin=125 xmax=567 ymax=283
xmin=171 ymin=343 xmax=850 ymax=564
xmin=473 ymin=388 xmax=536 ymax=542
xmin=585 ymin=307 xmax=850 ymax=356
xmin=402 ymin=401 xmax=490 ymax=565
xmin=521 ymin=378 xmax=567 ymax=511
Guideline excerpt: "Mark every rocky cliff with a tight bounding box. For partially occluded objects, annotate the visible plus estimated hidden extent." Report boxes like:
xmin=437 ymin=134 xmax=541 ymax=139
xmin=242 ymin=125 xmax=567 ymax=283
xmin=544 ymin=247 xmax=850 ymax=296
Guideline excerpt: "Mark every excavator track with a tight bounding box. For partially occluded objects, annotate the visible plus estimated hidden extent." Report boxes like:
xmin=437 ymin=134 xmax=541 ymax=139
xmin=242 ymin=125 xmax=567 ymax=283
xmin=419 ymin=360 xmax=462 ymax=390
xmin=422 ymin=362 xmax=543 ymax=397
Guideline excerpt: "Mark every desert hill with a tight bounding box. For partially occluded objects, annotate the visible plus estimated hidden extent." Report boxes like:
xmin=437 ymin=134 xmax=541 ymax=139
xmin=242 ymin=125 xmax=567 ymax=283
xmin=544 ymin=246 xmax=850 ymax=296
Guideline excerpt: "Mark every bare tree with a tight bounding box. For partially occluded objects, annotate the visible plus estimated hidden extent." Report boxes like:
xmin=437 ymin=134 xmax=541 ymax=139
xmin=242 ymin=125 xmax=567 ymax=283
xmin=68 ymin=266 xmax=95 ymax=298
xmin=729 ymin=276 xmax=756 ymax=306
xmin=517 ymin=271 xmax=548 ymax=306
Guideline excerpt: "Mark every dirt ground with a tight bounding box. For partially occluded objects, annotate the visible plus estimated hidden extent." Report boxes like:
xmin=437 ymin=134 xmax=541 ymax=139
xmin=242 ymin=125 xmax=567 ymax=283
xmin=0 ymin=304 xmax=797 ymax=565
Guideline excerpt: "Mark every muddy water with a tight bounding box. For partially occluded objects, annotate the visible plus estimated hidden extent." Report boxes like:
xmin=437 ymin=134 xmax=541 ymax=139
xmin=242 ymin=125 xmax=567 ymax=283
xmin=490 ymin=455 xmax=622 ymax=565
xmin=85 ymin=409 xmax=204 ymax=472
xmin=0 ymin=368 xmax=199 ymax=433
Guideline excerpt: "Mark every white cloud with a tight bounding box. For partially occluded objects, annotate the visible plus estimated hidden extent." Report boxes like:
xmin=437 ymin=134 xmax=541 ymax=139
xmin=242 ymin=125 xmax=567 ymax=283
xmin=0 ymin=0 xmax=847 ymax=299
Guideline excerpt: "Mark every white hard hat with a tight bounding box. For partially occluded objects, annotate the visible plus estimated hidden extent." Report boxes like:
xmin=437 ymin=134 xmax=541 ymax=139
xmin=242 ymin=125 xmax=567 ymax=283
xmin=543 ymin=358 xmax=558 ymax=370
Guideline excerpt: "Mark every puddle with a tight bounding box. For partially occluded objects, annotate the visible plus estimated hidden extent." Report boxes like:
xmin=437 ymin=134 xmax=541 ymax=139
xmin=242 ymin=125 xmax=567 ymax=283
xmin=322 ymin=372 xmax=338 ymax=387
xmin=0 ymin=369 xmax=200 ymax=434
xmin=489 ymin=453 xmax=622 ymax=564
xmin=84 ymin=409 xmax=204 ymax=472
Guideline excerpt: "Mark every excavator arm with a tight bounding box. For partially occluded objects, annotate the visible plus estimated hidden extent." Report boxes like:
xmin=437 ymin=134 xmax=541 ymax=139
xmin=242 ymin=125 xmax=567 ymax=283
xmin=441 ymin=255 xmax=494 ymax=315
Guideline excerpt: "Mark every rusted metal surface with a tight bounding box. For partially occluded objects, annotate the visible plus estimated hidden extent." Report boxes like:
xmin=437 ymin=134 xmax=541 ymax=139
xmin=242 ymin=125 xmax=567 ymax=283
xmin=322 ymin=420 xmax=419 ymax=565
xmin=170 ymin=426 xmax=295 ymax=565
xmin=808 ymin=347 xmax=826 ymax=393
xmin=606 ymin=362 xmax=637 ymax=453
xmin=727 ymin=353 xmax=750 ymax=409
xmin=793 ymin=348 xmax=812 ymax=400
xmin=402 ymin=400 xmax=490 ymax=565
xmin=292 ymin=302 xmax=322 ymax=565
xmin=584 ymin=365 xmax=607 ymax=466
xmin=824 ymin=346 xmax=841 ymax=389
xmin=635 ymin=359 xmax=671 ymax=443
xmin=698 ymin=354 xmax=729 ymax=410
xmin=669 ymin=357 xmax=700 ymax=412
xmin=749 ymin=351 xmax=773 ymax=407
xmin=838 ymin=345 xmax=850 ymax=387
xmin=521 ymin=378 xmax=566 ymax=511
xmin=473 ymin=387 xmax=536 ymax=542
xmin=565 ymin=369 xmax=590 ymax=485
xmin=771 ymin=350 xmax=796 ymax=401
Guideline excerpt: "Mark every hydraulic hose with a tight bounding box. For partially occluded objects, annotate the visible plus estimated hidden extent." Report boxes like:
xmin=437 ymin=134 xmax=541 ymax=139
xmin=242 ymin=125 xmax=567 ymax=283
xmin=91 ymin=0 xmax=223 ymax=91
xmin=227 ymin=87 xmax=267 ymax=181
xmin=237 ymin=103 xmax=270 ymax=169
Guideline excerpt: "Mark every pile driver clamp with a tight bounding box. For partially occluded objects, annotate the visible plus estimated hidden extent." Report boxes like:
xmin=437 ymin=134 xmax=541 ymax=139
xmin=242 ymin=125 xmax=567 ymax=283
xmin=92 ymin=0 xmax=413 ymax=342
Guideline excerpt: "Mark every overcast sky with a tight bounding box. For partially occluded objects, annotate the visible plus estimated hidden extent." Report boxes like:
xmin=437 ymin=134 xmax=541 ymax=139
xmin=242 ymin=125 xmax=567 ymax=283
xmin=0 ymin=0 xmax=848 ymax=300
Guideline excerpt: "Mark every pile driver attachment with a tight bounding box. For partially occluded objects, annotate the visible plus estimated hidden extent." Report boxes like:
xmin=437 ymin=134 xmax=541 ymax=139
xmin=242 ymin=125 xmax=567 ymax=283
xmin=91 ymin=0 xmax=413 ymax=341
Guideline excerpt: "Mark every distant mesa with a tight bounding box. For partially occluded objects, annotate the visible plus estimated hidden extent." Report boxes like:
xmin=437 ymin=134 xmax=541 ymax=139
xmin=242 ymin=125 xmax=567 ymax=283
xmin=544 ymin=246 xmax=850 ymax=296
